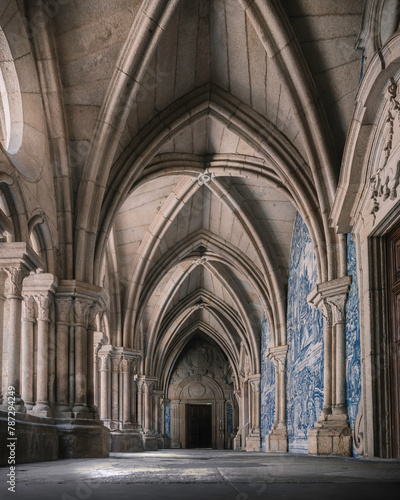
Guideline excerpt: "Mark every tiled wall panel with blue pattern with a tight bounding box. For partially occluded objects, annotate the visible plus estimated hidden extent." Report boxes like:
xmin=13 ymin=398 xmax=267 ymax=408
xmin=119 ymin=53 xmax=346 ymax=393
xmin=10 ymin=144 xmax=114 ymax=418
xmin=260 ymin=314 xmax=275 ymax=451
xmin=286 ymin=212 xmax=324 ymax=453
xmin=346 ymin=233 xmax=361 ymax=456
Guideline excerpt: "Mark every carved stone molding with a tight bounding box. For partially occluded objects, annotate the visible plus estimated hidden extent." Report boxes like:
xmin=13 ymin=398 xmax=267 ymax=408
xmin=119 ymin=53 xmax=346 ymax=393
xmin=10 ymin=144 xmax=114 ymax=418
xmin=120 ymin=357 xmax=130 ymax=373
xmin=369 ymin=80 xmax=400 ymax=221
xmin=111 ymin=356 xmax=121 ymax=372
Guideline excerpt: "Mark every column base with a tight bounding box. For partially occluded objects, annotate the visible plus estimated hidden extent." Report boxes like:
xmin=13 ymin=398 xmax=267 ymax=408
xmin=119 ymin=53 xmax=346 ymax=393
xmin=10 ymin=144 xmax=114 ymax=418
xmin=57 ymin=420 xmax=109 ymax=458
xmin=233 ymin=434 xmax=241 ymax=451
xmin=110 ymin=430 xmax=143 ymax=452
xmin=30 ymin=403 xmax=52 ymax=418
xmin=308 ymin=417 xmax=352 ymax=456
xmin=170 ymin=438 xmax=181 ymax=448
xmin=265 ymin=426 xmax=288 ymax=452
xmin=143 ymin=434 xmax=158 ymax=451
xmin=0 ymin=410 xmax=58 ymax=465
xmin=163 ymin=435 xmax=171 ymax=448
xmin=246 ymin=432 xmax=261 ymax=452
xmin=157 ymin=435 xmax=165 ymax=449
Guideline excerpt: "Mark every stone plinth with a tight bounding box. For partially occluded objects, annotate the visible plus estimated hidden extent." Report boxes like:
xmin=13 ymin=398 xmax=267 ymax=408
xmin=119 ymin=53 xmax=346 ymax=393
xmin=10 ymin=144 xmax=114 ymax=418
xmin=110 ymin=430 xmax=143 ymax=452
xmin=0 ymin=411 xmax=58 ymax=465
xmin=57 ymin=421 xmax=109 ymax=459
xmin=308 ymin=417 xmax=352 ymax=456
xmin=245 ymin=433 xmax=261 ymax=452
xmin=143 ymin=434 xmax=158 ymax=451
xmin=265 ymin=426 xmax=288 ymax=452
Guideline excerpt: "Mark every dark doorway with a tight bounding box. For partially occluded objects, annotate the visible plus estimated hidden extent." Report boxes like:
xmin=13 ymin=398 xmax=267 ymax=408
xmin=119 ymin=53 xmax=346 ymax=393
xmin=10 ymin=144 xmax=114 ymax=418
xmin=186 ymin=404 xmax=212 ymax=448
xmin=387 ymin=224 xmax=400 ymax=458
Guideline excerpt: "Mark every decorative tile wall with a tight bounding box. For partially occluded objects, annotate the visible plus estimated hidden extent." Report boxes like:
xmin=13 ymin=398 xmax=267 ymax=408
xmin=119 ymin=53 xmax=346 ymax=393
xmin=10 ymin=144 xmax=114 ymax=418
xmin=286 ymin=212 xmax=324 ymax=453
xmin=260 ymin=314 xmax=275 ymax=451
xmin=165 ymin=401 xmax=171 ymax=437
xmin=346 ymin=233 xmax=361 ymax=456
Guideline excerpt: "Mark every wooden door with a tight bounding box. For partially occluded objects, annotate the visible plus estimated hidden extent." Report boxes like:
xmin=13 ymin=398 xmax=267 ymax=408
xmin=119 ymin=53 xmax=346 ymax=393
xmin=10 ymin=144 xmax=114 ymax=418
xmin=387 ymin=225 xmax=400 ymax=458
xmin=186 ymin=404 xmax=212 ymax=448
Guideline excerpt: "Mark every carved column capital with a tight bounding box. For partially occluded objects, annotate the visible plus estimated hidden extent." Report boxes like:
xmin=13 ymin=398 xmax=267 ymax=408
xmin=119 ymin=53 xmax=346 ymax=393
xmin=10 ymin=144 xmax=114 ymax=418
xmin=55 ymin=297 xmax=72 ymax=324
xmin=267 ymin=344 xmax=289 ymax=372
xmin=23 ymin=295 xmax=36 ymax=322
xmin=120 ymin=357 xmax=130 ymax=373
xmin=35 ymin=293 xmax=52 ymax=322
xmin=111 ymin=356 xmax=121 ymax=372
xmin=307 ymin=276 xmax=352 ymax=326
xmin=4 ymin=266 xmax=30 ymax=298
xmin=74 ymin=298 xmax=92 ymax=327
xmin=248 ymin=374 xmax=261 ymax=393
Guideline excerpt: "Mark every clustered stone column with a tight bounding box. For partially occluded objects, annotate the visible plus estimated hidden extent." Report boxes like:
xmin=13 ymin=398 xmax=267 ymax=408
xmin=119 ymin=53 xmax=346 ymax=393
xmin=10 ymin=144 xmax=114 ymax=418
xmin=233 ymin=389 xmax=242 ymax=450
xmin=265 ymin=344 xmax=289 ymax=452
xmin=307 ymin=276 xmax=352 ymax=456
xmin=53 ymin=280 xmax=109 ymax=458
xmin=21 ymin=296 xmax=36 ymax=411
xmin=97 ymin=346 xmax=143 ymax=452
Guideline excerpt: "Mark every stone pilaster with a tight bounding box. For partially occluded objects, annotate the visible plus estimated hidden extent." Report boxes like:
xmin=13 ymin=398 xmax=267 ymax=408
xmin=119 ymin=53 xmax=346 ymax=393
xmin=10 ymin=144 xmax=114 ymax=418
xmin=307 ymin=276 xmax=353 ymax=456
xmin=265 ymin=344 xmax=289 ymax=452
xmin=246 ymin=374 xmax=261 ymax=451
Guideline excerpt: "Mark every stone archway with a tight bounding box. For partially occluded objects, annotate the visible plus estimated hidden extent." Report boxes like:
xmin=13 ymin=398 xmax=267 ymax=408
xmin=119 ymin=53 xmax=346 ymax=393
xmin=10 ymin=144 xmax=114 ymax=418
xmin=166 ymin=336 xmax=237 ymax=450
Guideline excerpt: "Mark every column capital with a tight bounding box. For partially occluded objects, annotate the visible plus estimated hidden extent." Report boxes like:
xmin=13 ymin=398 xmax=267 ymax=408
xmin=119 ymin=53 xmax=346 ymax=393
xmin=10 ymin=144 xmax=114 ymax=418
xmin=267 ymin=344 xmax=289 ymax=372
xmin=55 ymin=296 xmax=72 ymax=324
xmin=248 ymin=374 xmax=261 ymax=392
xmin=23 ymin=295 xmax=36 ymax=322
xmin=307 ymin=276 xmax=352 ymax=325
xmin=4 ymin=267 xmax=31 ymax=298
xmin=137 ymin=376 xmax=157 ymax=393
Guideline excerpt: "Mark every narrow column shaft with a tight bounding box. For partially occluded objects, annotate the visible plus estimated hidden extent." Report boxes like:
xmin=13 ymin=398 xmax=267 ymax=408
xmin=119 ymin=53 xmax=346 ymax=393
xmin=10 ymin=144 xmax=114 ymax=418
xmin=122 ymin=359 xmax=131 ymax=423
xmin=137 ymin=383 xmax=143 ymax=428
xmin=111 ymin=358 xmax=120 ymax=422
xmin=36 ymin=317 xmax=50 ymax=409
xmin=323 ymin=320 xmax=333 ymax=414
xmin=73 ymin=299 xmax=90 ymax=413
xmin=87 ymin=324 xmax=95 ymax=413
xmin=335 ymin=320 xmax=347 ymax=411
xmin=7 ymin=295 xmax=24 ymax=407
xmin=131 ymin=377 xmax=137 ymax=426
xmin=35 ymin=295 xmax=51 ymax=414
xmin=99 ymin=356 xmax=109 ymax=421
xmin=279 ymin=369 xmax=286 ymax=424
xmin=21 ymin=297 xmax=35 ymax=410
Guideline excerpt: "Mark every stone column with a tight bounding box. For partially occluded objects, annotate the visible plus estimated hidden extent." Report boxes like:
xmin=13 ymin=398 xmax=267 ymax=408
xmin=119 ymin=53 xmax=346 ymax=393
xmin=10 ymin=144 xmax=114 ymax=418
xmin=55 ymin=297 xmax=72 ymax=416
xmin=87 ymin=304 xmax=100 ymax=418
xmin=4 ymin=267 xmax=30 ymax=411
xmin=121 ymin=357 xmax=132 ymax=428
xmin=246 ymin=375 xmax=261 ymax=451
xmin=136 ymin=377 xmax=144 ymax=430
xmin=33 ymin=294 xmax=52 ymax=415
xmin=265 ymin=344 xmax=289 ymax=452
xmin=21 ymin=296 xmax=36 ymax=410
xmin=0 ymin=273 xmax=5 ymax=405
xmin=98 ymin=350 xmax=111 ymax=424
xmin=160 ymin=397 xmax=170 ymax=447
xmin=308 ymin=276 xmax=353 ymax=456
xmin=110 ymin=355 xmax=120 ymax=428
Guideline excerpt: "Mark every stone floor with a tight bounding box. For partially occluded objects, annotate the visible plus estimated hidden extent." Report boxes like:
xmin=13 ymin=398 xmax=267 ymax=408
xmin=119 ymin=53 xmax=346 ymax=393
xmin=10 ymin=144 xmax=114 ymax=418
xmin=1 ymin=449 xmax=400 ymax=500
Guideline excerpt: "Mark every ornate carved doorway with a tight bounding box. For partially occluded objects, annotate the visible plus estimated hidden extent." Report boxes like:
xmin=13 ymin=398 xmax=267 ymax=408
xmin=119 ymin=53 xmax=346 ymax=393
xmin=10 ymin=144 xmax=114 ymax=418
xmin=387 ymin=223 xmax=400 ymax=458
xmin=186 ymin=404 xmax=212 ymax=448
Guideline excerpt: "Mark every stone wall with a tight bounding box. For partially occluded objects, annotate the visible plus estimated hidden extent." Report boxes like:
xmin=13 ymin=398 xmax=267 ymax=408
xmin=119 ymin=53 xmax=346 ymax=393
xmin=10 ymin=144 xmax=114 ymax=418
xmin=286 ymin=212 xmax=324 ymax=453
